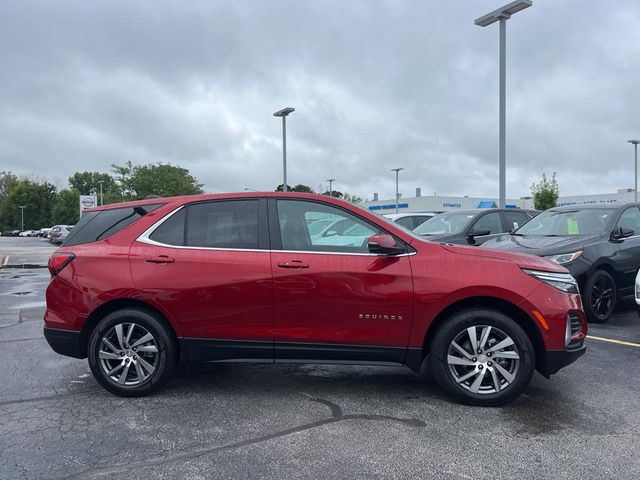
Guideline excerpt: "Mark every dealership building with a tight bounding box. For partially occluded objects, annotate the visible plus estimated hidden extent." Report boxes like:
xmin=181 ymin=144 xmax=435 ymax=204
xmin=362 ymin=188 xmax=637 ymax=213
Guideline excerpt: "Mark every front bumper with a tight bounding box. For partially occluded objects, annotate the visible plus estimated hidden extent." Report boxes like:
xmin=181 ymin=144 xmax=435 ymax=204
xmin=538 ymin=345 xmax=586 ymax=377
xmin=44 ymin=327 xmax=85 ymax=359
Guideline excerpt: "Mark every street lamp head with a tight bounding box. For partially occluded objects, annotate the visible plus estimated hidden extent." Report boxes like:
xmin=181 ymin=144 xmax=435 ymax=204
xmin=327 ymin=178 xmax=335 ymax=182
xmin=391 ymin=168 xmax=404 ymax=173
xmin=628 ymin=139 xmax=640 ymax=145
xmin=475 ymin=0 xmax=532 ymax=27
xmin=273 ymin=107 xmax=295 ymax=117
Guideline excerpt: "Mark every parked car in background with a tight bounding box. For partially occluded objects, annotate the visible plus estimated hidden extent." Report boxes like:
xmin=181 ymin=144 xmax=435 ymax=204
xmin=635 ymin=269 xmax=640 ymax=319
xmin=383 ymin=212 xmax=436 ymax=230
xmin=10 ymin=230 xmax=21 ymax=236
xmin=49 ymin=225 xmax=74 ymax=244
xmin=413 ymin=208 xmax=538 ymax=246
xmin=19 ymin=230 xmax=38 ymax=237
xmin=482 ymin=204 xmax=640 ymax=323
xmin=44 ymin=193 xmax=586 ymax=406
xmin=38 ymin=227 xmax=52 ymax=238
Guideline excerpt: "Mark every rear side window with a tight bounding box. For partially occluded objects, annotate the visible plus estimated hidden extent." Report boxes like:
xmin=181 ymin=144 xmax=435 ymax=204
xmin=186 ymin=200 xmax=259 ymax=249
xmin=63 ymin=203 xmax=164 ymax=246
xmin=149 ymin=208 xmax=186 ymax=246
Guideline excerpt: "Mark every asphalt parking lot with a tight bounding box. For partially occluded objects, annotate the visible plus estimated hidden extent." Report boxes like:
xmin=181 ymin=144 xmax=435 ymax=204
xmin=1 ymin=237 xmax=639 ymax=480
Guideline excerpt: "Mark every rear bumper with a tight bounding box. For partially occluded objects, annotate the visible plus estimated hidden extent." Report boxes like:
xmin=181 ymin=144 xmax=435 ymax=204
xmin=538 ymin=346 xmax=586 ymax=377
xmin=44 ymin=327 xmax=85 ymax=359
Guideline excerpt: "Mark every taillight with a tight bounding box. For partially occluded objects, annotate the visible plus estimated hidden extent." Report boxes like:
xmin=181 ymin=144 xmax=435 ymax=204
xmin=48 ymin=252 xmax=75 ymax=276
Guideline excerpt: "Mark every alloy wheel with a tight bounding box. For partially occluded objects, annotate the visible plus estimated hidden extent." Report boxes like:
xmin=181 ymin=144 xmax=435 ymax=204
xmin=446 ymin=325 xmax=520 ymax=394
xmin=98 ymin=322 xmax=159 ymax=386
xmin=590 ymin=276 xmax=614 ymax=319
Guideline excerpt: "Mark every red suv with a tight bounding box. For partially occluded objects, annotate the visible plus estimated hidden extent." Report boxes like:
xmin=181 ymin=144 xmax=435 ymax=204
xmin=44 ymin=193 xmax=587 ymax=406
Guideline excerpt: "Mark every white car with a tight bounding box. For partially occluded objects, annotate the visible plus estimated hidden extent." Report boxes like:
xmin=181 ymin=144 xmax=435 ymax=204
xmin=19 ymin=230 xmax=37 ymax=237
xmin=635 ymin=269 xmax=640 ymax=318
xmin=49 ymin=225 xmax=74 ymax=244
xmin=383 ymin=212 xmax=437 ymax=230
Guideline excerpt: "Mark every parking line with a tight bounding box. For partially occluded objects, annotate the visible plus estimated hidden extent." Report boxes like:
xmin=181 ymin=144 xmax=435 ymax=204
xmin=1 ymin=255 xmax=8 ymax=267
xmin=587 ymin=335 xmax=640 ymax=348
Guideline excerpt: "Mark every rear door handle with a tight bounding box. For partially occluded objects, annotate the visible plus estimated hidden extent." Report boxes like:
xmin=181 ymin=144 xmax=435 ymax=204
xmin=277 ymin=260 xmax=309 ymax=269
xmin=146 ymin=255 xmax=175 ymax=264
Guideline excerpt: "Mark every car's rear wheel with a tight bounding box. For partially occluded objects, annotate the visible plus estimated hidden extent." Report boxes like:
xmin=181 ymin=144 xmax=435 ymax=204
xmin=88 ymin=308 xmax=177 ymax=397
xmin=430 ymin=308 xmax=535 ymax=406
xmin=583 ymin=270 xmax=616 ymax=323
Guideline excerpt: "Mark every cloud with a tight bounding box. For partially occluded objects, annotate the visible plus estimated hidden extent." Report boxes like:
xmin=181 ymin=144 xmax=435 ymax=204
xmin=0 ymin=0 xmax=638 ymax=200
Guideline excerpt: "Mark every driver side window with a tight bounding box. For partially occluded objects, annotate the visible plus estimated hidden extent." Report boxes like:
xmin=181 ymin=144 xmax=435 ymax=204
xmin=277 ymin=200 xmax=379 ymax=253
xmin=472 ymin=212 xmax=502 ymax=235
xmin=616 ymin=207 xmax=640 ymax=235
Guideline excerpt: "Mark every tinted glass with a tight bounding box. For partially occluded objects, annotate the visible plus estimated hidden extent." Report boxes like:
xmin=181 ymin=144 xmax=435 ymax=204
xmin=277 ymin=200 xmax=379 ymax=253
xmin=63 ymin=204 xmax=163 ymax=246
xmin=149 ymin=208 xmax=186 ymax=246
xmin=502 ymin=211 xmax=531 ymax=231
xmin=616 ymin=207 xmax=640 ymax=233
xmin=186 ymin=200 xmax=259 ymax=249
xmin=472 ymin=212 xmax=502 ymax=235
xmin=516 ymin=209 xmax=614 ymax=236
xmin=395 ymin=217 xmax=414 ymax=229
xmin=412 ymin=216 xmax=432 ymax=229
xmin=414 ymin=212 xmax=477 ymax=235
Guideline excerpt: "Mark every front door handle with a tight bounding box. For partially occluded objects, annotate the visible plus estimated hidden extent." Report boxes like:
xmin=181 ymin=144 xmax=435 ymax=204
xmin=146 ymin=255 xmax=175 ymax=264
xmin=277 ymin=260 xmax=309 ymax=269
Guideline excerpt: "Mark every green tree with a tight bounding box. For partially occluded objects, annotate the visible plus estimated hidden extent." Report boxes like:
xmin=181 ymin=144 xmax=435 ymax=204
xmin=129 ymin=163 xmax=203 ymax=198
xmin=275 ymin=184 xmax=313 ymax=193
xmin=0 ymin=171 xmax=18 ymax=201
xmin=531 ymin=172 xmax=559 ymax=211
xmin=322 ymin=190 xmax=343 ymax=198
xmin=68 ymin=171 xmax=119 ymax=197
xmin=52 ymin=189 xmax=80 ymax=225
xmin=111 ymin=161 xmax=135 ymax=200
xmin=0 ymin=179 xmax=57 ymax=229
xmin=343 ymin=192 xmax=365 ymax=204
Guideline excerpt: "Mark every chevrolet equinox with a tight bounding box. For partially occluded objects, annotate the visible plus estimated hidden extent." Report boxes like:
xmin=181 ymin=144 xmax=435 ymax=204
xmin=44 ymin=193 xmax=587 ymax=406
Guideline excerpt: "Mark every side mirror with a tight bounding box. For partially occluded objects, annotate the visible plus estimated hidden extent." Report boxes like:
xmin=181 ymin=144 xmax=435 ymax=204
xmin=367 ymin=233 xmax=405 ymax=255
xmin=466 ymin=228 xmax=491 ymax=244
xmin=612 ymin=227 xmax=634 ymax=241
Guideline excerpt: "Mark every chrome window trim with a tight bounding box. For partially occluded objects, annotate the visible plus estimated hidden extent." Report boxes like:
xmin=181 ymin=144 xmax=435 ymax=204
xmin=136 ymin=205 xmax=416 ymax=257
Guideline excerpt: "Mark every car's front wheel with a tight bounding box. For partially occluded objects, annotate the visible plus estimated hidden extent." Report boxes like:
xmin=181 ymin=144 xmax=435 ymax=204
xmin=583 ymin=269 xmax=617 ymax=323
xmin=430 ymin=308 xmax=535 ymax=406
xmin=88 ymin=308 xmax=177 ymax=397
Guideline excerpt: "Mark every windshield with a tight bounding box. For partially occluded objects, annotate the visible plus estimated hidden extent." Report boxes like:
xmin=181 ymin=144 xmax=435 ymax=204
xmin=515 ymin=208 xmax=613 ymax=236
xmin=413 ymin=212 xmax=477 ymax=235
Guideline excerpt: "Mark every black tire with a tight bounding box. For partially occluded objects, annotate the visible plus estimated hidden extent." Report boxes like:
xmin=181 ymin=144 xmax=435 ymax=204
xmin=429 ymin=308 xmax=535 ymax=407
xmin=583 ymin=270 xmax=617 ymax=323
xmin=88 ymin=308 xmax=178 ymax=397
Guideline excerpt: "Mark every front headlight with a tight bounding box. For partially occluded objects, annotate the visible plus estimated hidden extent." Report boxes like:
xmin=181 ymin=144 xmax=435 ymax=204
xmin=545 ymin=251 xmax=582 ymax=265
xmin=523 ymin=269 xmax=579 ymax=294
xmin=635 ymin=273 xmax=640 ymax=304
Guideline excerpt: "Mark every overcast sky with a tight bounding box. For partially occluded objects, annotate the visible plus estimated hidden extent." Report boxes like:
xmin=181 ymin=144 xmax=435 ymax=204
xmin=1 ymin=0 xmax=639 ymax=200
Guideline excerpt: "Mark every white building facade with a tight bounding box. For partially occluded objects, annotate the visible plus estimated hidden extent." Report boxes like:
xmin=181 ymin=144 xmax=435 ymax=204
xmin=362 ymin=189 xmax=636 ymax=213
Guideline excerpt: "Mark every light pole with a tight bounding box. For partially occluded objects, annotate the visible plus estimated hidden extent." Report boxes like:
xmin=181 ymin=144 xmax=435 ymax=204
xmin=98 ymin=180 xmax=104 ymax=206
xmin=629 ymin=140 xmax=640 ymax=202
xmin=391 ymin=168 xmax=404 ymax=213
xmin=19 ymin=205 xmax=26 ymax=231
xmin=475 ymin=0 xmax=532 ymax=208
xmin=327 ymin=179 xmax=335 ymax=197
xmin=273 ymin=107 xmax=295 ymax=192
